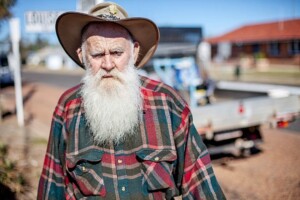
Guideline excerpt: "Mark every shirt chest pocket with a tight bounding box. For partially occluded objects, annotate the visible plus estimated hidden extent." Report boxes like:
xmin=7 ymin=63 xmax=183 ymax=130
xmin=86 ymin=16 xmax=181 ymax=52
xmin=66 ymin=149 xmax=106 ymax=197
xmin=136 ymin=148 xmax=177 ymax=192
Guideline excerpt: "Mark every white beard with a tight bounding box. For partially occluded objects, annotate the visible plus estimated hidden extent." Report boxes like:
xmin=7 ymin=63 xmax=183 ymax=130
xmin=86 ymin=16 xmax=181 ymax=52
xmin=80 ymin=59 xmax=142 ymax=145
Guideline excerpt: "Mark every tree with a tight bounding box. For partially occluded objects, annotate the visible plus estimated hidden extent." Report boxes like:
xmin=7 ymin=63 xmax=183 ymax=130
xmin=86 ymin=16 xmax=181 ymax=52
xmin=0 ymin=0 xmax=16 ymax=21
xmin=20 ymin=35 xmax=50 ymax=64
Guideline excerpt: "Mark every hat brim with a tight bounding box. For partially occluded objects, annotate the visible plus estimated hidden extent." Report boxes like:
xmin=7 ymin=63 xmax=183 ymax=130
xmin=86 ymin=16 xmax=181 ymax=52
xmin=56 ymin=12 xmax=159 ymax=69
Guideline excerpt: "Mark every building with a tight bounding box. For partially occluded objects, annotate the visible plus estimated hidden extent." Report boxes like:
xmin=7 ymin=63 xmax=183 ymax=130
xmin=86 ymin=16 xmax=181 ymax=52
xmin=144 ymin=26 xmax=203 ymax=73
xmin=151 ymin=27 xmax=202 ymax=59
xmin=26 ymin=46 xmax=76 ymax=70
xmin=141 ymin=27 xmax=205 ymax=106
xmin=205 ymin=18 xmax=300 ymax=66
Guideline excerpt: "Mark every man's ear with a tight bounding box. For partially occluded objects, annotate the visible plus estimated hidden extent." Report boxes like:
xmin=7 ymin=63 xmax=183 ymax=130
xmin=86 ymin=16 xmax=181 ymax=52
xmin=76 ymin=47 xmax=83 ymax=64
xmin=133 ymin=42 xmax=140 ymax=63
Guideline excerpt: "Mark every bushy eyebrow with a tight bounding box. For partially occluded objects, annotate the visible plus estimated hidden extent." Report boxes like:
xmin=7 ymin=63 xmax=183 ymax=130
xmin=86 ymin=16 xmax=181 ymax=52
xmin=110 ymin=47 xmax=124 ymax=52
xmin=89 ymin=45 xmax=124 ymax=53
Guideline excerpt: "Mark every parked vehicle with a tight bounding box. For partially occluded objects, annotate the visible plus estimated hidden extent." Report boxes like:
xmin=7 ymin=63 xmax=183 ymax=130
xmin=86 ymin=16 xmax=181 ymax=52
xmin=0 ymin=54 xmax=14 ymax=87
xmin=191 ymin=95 xmax=300 ymax=157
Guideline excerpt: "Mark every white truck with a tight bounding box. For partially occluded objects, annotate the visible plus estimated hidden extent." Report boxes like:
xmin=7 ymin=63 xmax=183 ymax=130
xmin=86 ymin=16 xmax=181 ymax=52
xmin=191 ymin=95 xmax=300 ymax=157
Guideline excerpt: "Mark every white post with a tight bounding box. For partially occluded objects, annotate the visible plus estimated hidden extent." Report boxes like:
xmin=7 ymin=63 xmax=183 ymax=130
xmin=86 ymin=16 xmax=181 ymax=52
xmin=9 ymin=18 xmax=24 ymax=127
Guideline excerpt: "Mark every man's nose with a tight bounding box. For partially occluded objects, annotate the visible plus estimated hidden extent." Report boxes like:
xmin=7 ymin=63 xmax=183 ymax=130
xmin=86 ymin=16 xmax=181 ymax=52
xmin=101 ymin=54 xmax=114 ymax=71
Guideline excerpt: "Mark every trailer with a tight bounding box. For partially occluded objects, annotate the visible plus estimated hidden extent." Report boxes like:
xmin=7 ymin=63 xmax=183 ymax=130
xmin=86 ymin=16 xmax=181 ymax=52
xmin=191 ymin=95 xmax=300 ymax=156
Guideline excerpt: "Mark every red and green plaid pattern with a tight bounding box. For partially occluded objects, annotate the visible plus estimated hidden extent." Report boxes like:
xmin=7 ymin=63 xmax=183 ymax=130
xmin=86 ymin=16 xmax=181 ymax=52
xmin=38 ymin=76 xmax=225 ymax=200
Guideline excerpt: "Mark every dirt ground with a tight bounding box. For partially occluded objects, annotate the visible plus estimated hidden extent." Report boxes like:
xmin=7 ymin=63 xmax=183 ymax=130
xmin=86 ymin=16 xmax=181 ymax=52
xmin=0 ymin=83 xmax=300 ymax=200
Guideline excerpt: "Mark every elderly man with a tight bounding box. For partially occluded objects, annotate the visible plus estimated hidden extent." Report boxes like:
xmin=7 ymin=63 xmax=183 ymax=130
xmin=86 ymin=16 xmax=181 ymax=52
xmin=38 ymin=2 xmax=225 ymax=200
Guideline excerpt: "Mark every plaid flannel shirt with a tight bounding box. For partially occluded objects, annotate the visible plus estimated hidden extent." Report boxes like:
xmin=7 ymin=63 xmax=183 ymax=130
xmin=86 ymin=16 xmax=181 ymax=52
xmin=38 ymin=76 xmax=225 ymax=200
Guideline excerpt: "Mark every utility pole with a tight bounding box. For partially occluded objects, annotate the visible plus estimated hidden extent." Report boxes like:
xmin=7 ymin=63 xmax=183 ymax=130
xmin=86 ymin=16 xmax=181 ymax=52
xmin=9 ymin=18 xmax=24 ymax=127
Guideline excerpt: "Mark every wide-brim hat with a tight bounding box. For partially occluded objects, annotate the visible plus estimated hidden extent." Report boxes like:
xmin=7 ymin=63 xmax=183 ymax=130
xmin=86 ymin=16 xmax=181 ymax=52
xmin=56 ymin=2 xmax=159 ymax=68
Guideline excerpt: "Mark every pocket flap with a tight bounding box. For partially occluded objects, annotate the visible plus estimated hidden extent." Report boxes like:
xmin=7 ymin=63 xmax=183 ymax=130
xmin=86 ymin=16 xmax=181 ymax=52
xmin=136 ymin=148 xmax=177 ymax=162
xmin=66 ymin=149 xmax=104 ymax=169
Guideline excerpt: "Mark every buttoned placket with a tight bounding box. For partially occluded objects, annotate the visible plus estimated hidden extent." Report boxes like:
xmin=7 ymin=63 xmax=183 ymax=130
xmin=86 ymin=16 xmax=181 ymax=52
xmin=114 ymin=144 xmax=130 ymax=198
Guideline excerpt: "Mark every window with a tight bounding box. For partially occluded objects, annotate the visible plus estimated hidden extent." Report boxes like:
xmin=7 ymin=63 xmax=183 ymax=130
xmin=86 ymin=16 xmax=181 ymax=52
xmin=289 ymin=40 xmax=300 ymax=55
xmin=268 ymin=42 xmax=280 ymax=56
xmin=0 ymin=55 xmax=8 ymax=67
xmin=159 ymin=27 xmax=202 ymax=44
xmin=252 ymin=43 xmax=260 ymax=53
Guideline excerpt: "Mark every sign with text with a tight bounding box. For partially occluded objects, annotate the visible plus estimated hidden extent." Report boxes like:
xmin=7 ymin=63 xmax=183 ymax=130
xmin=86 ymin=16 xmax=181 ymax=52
xmin=25 ymin=11 xmax=64 ymax=32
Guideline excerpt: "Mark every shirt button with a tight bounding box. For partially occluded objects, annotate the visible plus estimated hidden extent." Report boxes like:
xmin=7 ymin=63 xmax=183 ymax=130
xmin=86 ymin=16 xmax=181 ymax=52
xmin=154 ymin=156 xmax=160 ymax=161
xmin=121 ymin=186 xmax=126 ymax=191
xmin=117 ymin=159 xmax=123 ymax=164
xmin=82 ymin=166 xmax=87 ymax=172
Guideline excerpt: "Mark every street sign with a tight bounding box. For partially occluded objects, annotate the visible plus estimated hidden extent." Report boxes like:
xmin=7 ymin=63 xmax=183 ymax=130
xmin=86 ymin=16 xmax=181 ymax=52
xmin=25 ymin=11 xmax=63 ymax=32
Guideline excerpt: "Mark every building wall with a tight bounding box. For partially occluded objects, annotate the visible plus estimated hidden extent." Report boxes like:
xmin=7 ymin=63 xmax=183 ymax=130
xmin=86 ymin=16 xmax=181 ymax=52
xmin=211 ymin=40 xmax=300 ymax=65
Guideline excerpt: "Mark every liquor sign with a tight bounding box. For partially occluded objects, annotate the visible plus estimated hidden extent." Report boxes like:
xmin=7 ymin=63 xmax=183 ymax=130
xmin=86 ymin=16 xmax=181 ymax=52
xmin=25 ymin=11 xmax=63 ymax=32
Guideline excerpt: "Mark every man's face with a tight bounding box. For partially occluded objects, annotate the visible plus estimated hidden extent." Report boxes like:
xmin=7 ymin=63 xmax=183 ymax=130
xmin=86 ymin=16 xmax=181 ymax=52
xmin=78 ymin=23 xmax=142 ymax=145
xmin=77 ymin=23 xmax=139 ymax=76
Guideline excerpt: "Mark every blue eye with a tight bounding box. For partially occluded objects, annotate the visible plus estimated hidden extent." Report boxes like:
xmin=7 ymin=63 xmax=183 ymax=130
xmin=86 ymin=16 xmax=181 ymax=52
xmin=91 ymin=53 xmax=105 ymax=58
xmin=111 ymin=51 xmax=123 ymax=56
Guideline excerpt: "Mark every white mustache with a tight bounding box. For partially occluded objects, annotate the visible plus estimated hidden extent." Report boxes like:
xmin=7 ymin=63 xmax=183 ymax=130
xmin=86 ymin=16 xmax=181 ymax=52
xmin=93 ymin=68 xmax=124 ymax=82
xmin=91 ymin=68 xmax=126 ymax=86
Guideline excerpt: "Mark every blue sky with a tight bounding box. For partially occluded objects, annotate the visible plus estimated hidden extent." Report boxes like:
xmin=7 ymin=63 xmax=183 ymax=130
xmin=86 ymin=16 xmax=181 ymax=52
xmin=0 ymin=0 xmax=299 ymax=44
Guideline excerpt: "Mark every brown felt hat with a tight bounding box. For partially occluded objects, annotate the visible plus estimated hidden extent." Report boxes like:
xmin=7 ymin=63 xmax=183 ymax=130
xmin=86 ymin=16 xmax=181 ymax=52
xmin=56 ymin=1 xmax=159 ymax=68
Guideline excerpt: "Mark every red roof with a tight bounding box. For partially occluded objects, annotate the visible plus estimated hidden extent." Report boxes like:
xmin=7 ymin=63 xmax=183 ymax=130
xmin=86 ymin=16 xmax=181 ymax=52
xmin=205 ymin=18 xmax=300 ymax=44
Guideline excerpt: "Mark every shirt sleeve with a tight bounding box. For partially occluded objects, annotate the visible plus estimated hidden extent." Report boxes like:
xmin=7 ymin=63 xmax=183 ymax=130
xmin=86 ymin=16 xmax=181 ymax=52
xmin=37 ymin=106 xmax=66 ymax=200
xmin=176 ymin=106 xmax=226 ymax=200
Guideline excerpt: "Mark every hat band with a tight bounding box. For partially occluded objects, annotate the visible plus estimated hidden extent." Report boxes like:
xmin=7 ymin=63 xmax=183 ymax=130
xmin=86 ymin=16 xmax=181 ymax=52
xmin=97 ymin=14 xmax=121 ymax=21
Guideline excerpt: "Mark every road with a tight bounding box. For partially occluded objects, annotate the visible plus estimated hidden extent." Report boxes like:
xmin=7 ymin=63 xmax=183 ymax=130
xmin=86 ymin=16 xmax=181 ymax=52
xmin=22 ymin=70 xmax=84 ymax=89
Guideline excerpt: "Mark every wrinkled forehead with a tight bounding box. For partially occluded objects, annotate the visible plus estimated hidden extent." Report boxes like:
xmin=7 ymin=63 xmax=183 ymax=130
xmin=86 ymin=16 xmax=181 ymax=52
xmin=81 ymin=22 xmax=133 ymax=42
